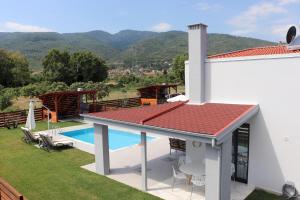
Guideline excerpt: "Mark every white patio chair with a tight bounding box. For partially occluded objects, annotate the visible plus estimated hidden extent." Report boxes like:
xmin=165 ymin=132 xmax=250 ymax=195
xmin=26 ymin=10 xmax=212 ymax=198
xmin=172 ymin=165 xmax=187 ymax=191
xmin=186 ymin=155 xmax=192 ymax=163
xmin=177 ymin=156 xmax=186 ymax=169
xmin=190 ymin=175 xmax=205 ymax=199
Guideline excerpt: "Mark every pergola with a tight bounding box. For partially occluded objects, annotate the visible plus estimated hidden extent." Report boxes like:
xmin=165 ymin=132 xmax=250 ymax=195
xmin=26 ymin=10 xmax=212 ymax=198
xmin=137 ymin=84 xmax=178 ymax=105
xmin=39 ymin=90 xmax=97 ymax=122
xmin=81 ymin=102 xmax=259 ymax=200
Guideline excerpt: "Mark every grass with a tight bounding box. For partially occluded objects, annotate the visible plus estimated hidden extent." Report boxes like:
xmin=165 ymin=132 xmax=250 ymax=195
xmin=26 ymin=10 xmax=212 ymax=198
xmin=103 ymin=87 xmax=139 ymax=100
xmin=103 ymin=85 xmax=185 ymax=101
xmin=245 ymin=189 xmax=283 ymax=200
xmin=0 ymin=121 xmax=160 ymax=200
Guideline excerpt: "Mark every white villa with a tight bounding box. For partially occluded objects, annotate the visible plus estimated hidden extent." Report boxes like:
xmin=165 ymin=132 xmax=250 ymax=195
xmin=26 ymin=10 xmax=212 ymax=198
xmin=80 ymin=23 xmax=300 ymax=200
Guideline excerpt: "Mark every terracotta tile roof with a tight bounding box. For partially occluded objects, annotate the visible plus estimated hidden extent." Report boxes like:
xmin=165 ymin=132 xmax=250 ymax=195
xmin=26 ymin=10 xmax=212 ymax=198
xmin=89 ymin=101 xmax=184 ymax=124
xmin=88 ymin=102 xmax=256 ymax=136
xmin=208 ymin=45 xmax=300 ymax=59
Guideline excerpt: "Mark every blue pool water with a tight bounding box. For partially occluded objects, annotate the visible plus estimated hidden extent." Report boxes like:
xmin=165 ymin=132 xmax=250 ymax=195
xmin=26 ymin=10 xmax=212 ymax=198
xmin=62 ymin=128 xmax=154 ymax=150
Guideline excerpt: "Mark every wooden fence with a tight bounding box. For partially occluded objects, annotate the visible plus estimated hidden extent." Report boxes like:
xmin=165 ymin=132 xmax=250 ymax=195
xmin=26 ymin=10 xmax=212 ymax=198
xmin=0 ymin=98 xmax=140 ymax=126
xmin=0 ymin=108 xmax=43 ymax=128
xmin=92 ymin=97 xmax=141 ymax=112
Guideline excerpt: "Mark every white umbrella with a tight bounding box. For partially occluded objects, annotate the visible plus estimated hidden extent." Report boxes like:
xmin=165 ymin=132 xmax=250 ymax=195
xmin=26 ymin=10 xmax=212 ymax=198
xmin=167 ymin=94 xmax=189 ymax=103
xmin=25 ymin=100 xmax=36 ymax=130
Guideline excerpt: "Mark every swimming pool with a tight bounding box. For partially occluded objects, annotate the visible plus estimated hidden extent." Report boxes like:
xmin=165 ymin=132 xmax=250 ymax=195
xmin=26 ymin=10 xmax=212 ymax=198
xmin=62 ymin=128 xmax=154 ymax=150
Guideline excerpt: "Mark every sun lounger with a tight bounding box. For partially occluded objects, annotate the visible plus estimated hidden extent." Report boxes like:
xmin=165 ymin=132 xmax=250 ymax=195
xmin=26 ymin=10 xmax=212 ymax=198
xmin=39 ymin=133 xmax=73 ymax=151
xmin=21 ymin=127 xmax=40 ymax=143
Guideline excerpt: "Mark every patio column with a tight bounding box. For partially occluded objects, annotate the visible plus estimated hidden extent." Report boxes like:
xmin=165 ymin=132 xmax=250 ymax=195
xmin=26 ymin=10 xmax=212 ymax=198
xmin=141 ymin=131 xmax=147 ymax=191
xmin=205 ymin=135 xmax=232 ymax=200
xmin=94 ymin=123 xmax=110 ymax=175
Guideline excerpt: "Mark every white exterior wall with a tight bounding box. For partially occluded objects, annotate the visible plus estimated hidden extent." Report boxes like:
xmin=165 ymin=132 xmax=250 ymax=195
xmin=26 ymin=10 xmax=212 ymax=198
xmin=186 ymin=140 xmax=206 ymax=165
xmin=185 ymin=61 xmax=190 ymax=99
xmin=205 ymin=54 xmax=300 ymax=193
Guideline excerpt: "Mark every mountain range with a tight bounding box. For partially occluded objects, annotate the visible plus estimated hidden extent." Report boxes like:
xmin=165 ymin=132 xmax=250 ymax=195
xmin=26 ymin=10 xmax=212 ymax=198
xmin=0 ymin=30 xmax=276 ymax=70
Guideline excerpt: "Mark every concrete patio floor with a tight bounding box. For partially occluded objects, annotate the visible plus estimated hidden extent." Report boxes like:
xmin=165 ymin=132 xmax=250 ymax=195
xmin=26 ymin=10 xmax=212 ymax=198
xmin=81 ymin=135 xmax=254 ymax=200
xmin=37 ymin=123 xmax=254 ymax=200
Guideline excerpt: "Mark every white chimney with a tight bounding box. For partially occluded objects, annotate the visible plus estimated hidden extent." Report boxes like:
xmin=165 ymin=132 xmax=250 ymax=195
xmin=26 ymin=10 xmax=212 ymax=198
xmin=185 ymin=23 xmax=208 ymax=104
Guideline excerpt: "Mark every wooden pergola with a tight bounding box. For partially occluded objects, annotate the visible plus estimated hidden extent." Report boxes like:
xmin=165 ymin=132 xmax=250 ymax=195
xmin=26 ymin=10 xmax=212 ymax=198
xmin=137 ymin=84 xmax=178 ymax=105
xmin=38 ymin=90 xmax=97 ymax=122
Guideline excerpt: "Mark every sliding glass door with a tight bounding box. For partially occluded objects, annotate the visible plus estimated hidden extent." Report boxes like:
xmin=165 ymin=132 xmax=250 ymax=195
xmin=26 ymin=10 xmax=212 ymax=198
xmin=232 ymin=123 xmax=250 ymax=183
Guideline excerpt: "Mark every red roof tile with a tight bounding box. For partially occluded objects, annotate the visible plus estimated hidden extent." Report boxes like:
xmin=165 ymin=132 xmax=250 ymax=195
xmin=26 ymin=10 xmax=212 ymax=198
xmin=208 ymin=45 xmax=300 ymax=59
xmin=89 ymin=101 xmax=184 ymax=124
xmin=88 ymin=102 xmax=256 ymax=136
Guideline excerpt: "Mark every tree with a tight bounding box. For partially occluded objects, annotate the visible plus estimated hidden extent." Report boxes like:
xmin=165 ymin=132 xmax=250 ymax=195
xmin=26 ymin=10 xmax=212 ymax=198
xmin=171 ymin=54 xmax=188 ymax=83
xmin=9 ymin=51 xmax=31 ymax=86
xmin=19 ymin=81 xmax=70 ymax=97
xmin=70 ymin=81 xmax=110 ymax=100
xmin=20 ymin=83 xmax=45 ymax=97
xmin=0 ymin=94 xmax=12 ymax=110
xmin=117 ymin=73 xmax=140 ymax=87
xmin=0 ymin=88 xmax=17 ymax=110
xmin=0 ymin=49 xmax=30 ymax=87
xmin=0 ymin=49 xmax=14 ymax=87
xmin=70 ymin=51 xmax=108 ymax=82
xmin=42 ymin=49 xmax=73 ymax=84
xmin=42 ymin=49 xmax=108 ymax=85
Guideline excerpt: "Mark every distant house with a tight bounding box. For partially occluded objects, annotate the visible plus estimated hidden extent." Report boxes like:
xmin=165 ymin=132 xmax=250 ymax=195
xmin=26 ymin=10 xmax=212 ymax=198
xmin=82 ymin=23 xmax=300 ymax=200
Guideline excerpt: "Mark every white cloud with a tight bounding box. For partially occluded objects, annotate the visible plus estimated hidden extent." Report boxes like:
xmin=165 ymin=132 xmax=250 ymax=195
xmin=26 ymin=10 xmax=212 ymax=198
xmin=228 ymin=3 xmax=286 ymax=35
xmin=271 ymin=23 xmax=295 ymax=41
xmin=196 ymin=2 xmax=221 ymax=11
xmin=277 ymin=0 xmax=300 ymax=5
xmin=0 ymin=21 xmax=52 ymax=32
xmin=272 ymin=24 xmax=292 ymax=36
xmin=151 ymin=22 xmax=172 ymax=32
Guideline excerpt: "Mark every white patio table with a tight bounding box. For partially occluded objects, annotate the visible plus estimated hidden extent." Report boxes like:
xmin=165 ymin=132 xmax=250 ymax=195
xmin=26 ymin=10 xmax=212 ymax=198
xmin=179 ymin=163 xmax=205 ymax=184
xmin=179 ymin=163 xmax=205 ymax=176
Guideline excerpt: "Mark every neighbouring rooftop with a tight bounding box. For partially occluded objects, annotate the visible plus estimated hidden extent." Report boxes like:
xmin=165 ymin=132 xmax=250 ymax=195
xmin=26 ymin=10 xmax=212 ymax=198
xmin=87 ymin=102 xmax=258 ymax=136
xmin=208 ymin=45 xmax=300 ymax=59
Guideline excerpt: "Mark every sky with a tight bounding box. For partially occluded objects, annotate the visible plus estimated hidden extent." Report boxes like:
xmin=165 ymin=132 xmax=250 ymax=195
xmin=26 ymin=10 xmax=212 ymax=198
xmin=0 ymin=0 xmax=299 ymax=42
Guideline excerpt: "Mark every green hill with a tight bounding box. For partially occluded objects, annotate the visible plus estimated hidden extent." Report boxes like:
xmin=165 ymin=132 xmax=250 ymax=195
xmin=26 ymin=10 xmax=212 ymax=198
xmin=0 ymin=30 xmax=276 ymax=70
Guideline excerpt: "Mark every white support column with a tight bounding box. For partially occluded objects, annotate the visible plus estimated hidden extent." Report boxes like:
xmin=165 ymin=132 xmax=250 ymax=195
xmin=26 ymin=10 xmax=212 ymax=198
xmin=220 ymin=136 xmax=232 ymax=200
xmin=205 ymin=135 xmax=232 ymax=200
xmin=141 ymin=132 xmax=147 ymax=191
xmin=94 ymin=123 xmax=110 ymax=175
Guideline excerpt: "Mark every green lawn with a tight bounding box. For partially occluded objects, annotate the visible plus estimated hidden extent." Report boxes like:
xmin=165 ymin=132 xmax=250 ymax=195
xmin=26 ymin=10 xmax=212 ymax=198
xmin=0 ymin=121 xmax=160 ymax=200
xmin=0 ymin=121 xmax=282 ymax=200
xmin=245 ymin=189 xmax=283 ymax=200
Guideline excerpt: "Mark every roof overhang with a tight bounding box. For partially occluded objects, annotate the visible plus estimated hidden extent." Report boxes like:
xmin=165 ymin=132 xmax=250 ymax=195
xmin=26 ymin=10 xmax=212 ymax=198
xmin=81 ymin=104 xmax=259 ymax=145
xmin=214 ymin=104 xmax=259 ymax=144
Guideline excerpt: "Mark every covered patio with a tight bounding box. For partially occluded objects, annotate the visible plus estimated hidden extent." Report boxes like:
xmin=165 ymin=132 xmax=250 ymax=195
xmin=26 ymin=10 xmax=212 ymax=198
xmin=81 ymin=102 xmax=259 ymax=200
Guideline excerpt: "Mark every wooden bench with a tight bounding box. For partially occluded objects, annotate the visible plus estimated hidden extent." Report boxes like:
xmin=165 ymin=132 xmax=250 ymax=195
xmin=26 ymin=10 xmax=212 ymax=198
xmin=0 ymin=177 xmax=27 ymax=200
xmin=169 ymin=138 xmax=186 ymax=154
